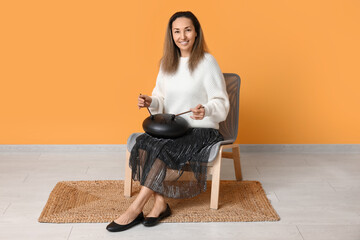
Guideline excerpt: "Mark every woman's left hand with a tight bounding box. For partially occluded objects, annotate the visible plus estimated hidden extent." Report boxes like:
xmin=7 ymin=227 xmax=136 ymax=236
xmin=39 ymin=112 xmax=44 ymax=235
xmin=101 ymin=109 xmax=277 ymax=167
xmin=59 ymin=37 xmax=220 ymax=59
xmin=190 ymin=104 xmax=205 ymax=120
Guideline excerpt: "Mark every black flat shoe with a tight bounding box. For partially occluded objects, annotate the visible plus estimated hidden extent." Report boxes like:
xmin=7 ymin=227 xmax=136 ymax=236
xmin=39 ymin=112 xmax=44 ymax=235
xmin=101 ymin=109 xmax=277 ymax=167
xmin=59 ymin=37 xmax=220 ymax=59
xmin=142 ymin=204 xmax=171 ymax=227
xmin=106 ymin=212 xmax=144 ymax=232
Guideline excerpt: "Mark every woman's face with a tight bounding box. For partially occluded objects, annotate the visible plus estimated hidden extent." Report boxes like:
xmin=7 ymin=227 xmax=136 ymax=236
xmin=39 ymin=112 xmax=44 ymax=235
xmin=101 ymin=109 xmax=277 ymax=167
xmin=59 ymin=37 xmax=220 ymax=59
xmin=171 ymin=17 xmax=197 ymax=57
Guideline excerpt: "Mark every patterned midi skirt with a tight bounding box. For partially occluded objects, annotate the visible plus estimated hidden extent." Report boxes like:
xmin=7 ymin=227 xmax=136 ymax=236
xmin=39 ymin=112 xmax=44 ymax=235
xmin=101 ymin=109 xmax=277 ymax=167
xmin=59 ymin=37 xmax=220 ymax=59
xmin=129 ymin=128 xmax=223 ymax=199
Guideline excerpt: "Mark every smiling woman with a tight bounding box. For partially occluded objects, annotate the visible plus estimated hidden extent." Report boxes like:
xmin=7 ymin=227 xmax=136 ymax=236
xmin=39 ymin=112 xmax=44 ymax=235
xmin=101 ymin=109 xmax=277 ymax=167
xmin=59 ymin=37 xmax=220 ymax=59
xmin=161 ymin=11 xmax=208 ymax=74
xmin=106 ymin=11 xmax=230 ymax=232
xmin=172 ymin=18 xmax=197 ymax=57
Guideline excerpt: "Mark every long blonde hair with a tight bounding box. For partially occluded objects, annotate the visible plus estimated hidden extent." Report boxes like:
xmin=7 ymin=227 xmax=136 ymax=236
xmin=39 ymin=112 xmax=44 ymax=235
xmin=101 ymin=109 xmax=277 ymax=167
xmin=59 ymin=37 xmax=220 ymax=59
xmin=160 ymin=11 xmax=208 ymax=74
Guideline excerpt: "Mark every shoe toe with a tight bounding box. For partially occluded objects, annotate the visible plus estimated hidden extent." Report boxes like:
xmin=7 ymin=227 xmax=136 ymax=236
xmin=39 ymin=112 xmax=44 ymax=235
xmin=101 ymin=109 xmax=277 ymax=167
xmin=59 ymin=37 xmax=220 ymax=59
xmin=143 ymin=204 xmax=171 ymax=227
xmin=106 ymin=212 xmax=144 ymax=232
xmin=106 ymin=221 xmax=119 ymax=232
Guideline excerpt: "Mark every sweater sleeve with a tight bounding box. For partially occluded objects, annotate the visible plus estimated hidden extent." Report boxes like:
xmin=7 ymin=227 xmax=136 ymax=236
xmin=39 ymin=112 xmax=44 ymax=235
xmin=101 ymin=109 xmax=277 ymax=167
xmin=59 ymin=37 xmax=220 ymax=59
xmin=149 ymin=68 xmax=165 ymax=114
xmin=202 ymin=56 xmax=230 ymax=123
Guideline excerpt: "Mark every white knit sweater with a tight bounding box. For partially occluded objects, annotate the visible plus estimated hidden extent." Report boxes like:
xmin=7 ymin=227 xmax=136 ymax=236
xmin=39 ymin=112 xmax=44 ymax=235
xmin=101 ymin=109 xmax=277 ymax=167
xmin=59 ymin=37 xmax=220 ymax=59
xmin=149 ymin=53 xmax=230 ymax=129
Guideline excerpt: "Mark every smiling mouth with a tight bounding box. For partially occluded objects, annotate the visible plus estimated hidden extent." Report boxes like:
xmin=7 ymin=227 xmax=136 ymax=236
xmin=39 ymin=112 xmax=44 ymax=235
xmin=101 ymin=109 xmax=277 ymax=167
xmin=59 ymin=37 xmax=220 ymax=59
xmin=179 ymin=41 xmax=189 ymax=45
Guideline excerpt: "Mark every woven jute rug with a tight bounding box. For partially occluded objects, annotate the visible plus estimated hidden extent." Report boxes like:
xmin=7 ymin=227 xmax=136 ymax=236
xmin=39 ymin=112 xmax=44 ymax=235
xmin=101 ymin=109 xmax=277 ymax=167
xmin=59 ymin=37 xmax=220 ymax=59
xmin=38 ymin=180 xmax=280 ymax=223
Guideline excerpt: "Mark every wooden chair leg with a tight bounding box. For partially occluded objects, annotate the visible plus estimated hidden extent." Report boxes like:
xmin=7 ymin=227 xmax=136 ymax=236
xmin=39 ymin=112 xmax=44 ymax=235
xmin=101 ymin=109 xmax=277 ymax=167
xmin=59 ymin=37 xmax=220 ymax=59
xmin=210 ymin=147 xmax=223 ymax=210
xmin=124 ymin=149 xmax=132 ymax=197
xmin=232 ymin=145 xmax=243 ymax=181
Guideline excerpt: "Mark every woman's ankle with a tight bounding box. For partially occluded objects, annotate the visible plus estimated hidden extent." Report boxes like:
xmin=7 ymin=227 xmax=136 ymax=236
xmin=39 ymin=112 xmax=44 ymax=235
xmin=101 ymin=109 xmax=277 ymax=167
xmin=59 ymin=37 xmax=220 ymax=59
xmin=154 ymin=193 xmax=166 ymax=204
xmin=127 ymin=204 xmax=143 ymax=215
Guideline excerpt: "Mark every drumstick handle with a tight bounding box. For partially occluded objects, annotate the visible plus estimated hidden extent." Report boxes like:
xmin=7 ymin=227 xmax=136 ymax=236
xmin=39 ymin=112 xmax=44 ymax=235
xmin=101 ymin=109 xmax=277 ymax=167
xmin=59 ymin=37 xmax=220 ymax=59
xmin=175 ymin=110 xmax=191 ymax=116
xmin=175 ymin=106 xmax=204 ymax=116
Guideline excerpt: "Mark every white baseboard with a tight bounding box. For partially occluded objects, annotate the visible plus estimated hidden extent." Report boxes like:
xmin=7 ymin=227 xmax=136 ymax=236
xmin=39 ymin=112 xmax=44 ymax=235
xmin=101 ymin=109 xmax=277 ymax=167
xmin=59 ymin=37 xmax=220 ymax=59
xmin=238 ymin=144 xmax=360 ymax=152
xmin=0 ymin=145 xmax=126 ymax=152
xmin=0 ymin=144 xmax=359 ymax=152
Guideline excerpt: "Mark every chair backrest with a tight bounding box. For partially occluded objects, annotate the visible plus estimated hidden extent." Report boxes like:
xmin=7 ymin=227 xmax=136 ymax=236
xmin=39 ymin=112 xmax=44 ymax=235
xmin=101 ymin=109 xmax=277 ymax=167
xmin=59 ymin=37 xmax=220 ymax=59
xmin=219 ymin=73 xmax=241 ymax=142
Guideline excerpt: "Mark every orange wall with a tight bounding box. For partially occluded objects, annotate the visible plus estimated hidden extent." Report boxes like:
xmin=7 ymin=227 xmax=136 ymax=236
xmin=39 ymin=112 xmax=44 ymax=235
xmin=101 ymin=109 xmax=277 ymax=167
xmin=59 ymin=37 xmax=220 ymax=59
xmin=0 ymin=0 xmax=359 ymax=144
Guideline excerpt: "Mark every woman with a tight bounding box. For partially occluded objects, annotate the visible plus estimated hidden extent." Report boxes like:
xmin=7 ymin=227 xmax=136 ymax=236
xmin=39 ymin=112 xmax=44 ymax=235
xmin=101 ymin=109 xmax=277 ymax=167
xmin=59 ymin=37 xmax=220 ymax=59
xmin=106 ymin=11 xmax=229 ymax=232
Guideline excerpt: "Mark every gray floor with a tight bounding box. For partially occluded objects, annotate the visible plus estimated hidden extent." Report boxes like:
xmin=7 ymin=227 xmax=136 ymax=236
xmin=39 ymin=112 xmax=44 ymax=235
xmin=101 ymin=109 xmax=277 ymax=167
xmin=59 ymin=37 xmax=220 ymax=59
xmin=0 ymin=149 xmax=360 ymax=240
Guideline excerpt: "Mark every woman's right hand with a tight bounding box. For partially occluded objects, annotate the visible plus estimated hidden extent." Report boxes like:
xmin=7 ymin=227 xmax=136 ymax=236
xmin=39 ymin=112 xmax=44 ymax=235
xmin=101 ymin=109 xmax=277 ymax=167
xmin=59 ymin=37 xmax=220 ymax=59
xmin=138 ymin=94 xmax=152 ymax=108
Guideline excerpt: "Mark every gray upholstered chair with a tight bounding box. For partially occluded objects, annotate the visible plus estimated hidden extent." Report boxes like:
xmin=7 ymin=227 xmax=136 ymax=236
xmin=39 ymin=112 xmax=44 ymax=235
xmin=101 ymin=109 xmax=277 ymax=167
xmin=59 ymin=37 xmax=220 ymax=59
xmin=124 ymin=73 xmax=242 ymax=210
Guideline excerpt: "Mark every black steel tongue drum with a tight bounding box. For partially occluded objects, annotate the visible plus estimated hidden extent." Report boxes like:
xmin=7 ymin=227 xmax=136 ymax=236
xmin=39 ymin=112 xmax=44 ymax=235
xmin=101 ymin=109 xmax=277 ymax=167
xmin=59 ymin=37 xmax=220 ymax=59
xmin=142 ymin=108 xmax=191 ymax=139
xmin=139 ymin=93 xmax=205 ymax=138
